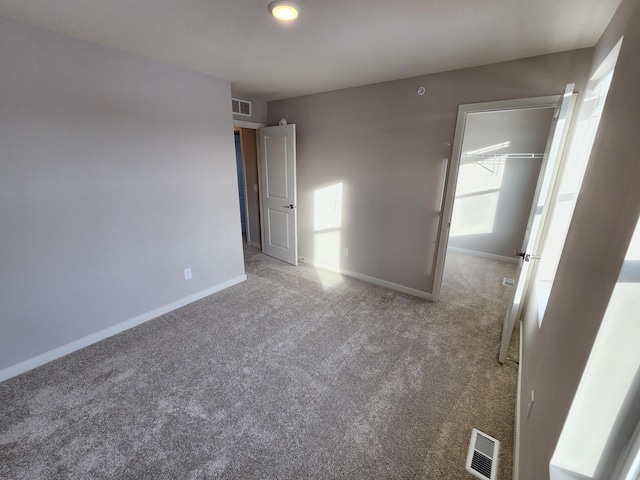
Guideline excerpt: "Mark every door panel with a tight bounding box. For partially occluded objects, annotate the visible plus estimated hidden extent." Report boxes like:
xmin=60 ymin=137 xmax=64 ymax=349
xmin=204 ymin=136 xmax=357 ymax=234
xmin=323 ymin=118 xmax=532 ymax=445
xmin=498 ymin=84 xmax=576 ymax=363
xmin=267 ymin=209 xmax=290 ymax=249
xmin=258 ymin=124 xmax=297 ymax=265
xmin=265 ymin=136 xmax=289 ymax=199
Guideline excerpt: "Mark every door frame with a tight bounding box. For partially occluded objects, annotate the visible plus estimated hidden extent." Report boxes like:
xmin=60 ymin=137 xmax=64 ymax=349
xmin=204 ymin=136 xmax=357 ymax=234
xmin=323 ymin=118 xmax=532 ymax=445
xmin=233 ymin=120 xmax=264 ymax=248
xmin=233 ymin=120 xmax=265 ymax=129
xmin=432 ymin=95 xmax=562 ymax=301
xmin=233 ymin=129 xmax=249 ymax=237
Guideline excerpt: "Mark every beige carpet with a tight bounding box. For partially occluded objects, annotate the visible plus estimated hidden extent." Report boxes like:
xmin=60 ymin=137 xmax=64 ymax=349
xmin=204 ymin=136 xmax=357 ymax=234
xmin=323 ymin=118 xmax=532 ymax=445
xmin=0 ymin=247 xmax=518 ymax=479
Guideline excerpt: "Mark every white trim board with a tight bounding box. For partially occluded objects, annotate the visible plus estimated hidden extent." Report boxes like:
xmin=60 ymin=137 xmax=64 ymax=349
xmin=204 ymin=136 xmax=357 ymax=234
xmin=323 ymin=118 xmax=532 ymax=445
xmin=301 ymin=257 xmax=435 ymax=301
xmin=0 ymin=274 xmax=247 ymax=382
xmin=447 ymin=246 xmax=519 ymax=264
xmin=248 ymin=240 xmax=261 ymax=249
xmin=233 ymin=119 xmax=265 ymax=129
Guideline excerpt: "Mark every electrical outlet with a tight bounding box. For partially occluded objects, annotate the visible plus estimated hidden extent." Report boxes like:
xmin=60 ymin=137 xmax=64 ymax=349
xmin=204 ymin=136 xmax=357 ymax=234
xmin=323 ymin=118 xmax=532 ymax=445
xmin=343 ymin=248 xmax=349 ymax=258
xmin=184 ymin=268 xmax=192 ymax=280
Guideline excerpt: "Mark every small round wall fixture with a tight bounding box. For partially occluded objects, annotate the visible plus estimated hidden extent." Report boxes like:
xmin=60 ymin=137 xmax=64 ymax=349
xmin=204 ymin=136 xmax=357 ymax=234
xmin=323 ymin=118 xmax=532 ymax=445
xmin=417 ymin=86 xmax=426 ymax=96
xmin=269 ymin=1 xmax=301 ymax=21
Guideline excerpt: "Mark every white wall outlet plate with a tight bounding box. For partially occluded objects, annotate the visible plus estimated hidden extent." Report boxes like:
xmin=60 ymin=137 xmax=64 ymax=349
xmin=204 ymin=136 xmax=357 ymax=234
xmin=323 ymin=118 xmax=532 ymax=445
xmin=184 ymin=268 xmax=192 ymax=280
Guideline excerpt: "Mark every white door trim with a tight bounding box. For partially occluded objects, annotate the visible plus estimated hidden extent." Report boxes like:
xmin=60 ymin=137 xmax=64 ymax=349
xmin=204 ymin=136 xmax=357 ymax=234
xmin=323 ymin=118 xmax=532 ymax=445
xmin=233 ymin=119 xmax=265 ymax=129
xmin=432 ymin=95 xmax=561 ymax=301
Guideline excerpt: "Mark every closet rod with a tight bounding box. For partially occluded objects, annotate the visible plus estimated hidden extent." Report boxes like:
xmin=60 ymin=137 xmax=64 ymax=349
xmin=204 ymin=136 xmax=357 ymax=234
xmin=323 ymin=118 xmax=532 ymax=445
xmin=462 ymin=153 xmax=544 ymax=159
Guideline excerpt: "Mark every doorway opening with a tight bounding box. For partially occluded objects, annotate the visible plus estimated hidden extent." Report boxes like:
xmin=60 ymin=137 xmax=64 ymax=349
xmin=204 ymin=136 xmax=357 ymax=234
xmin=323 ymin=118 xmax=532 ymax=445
xmin=447 ymin=107 xmax=556 ymax=263
xmin=232 ymin=121 xmax=299 ymax=266
xmin=233 ymin=126 xmax=262 ymax=249
xmin=234 ymin=131 xmax=247 ymax=239
xmin=435 ymin=97 xmax=561 ymax=307
xmin=434 ymin=86 xmax=578 ymax=369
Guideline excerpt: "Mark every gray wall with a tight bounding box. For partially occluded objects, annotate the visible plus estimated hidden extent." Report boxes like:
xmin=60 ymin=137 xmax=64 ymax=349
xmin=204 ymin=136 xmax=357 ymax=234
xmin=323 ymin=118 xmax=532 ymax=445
xmin=518 ymin=0 xmax=640 ymax=477
xmin=268 ymin=50 xmax=592 ymax=294
xmin=449 ymin=107 xmax=554 ymax=258
xmin=0 ymin=16 xmax=245 ymax=371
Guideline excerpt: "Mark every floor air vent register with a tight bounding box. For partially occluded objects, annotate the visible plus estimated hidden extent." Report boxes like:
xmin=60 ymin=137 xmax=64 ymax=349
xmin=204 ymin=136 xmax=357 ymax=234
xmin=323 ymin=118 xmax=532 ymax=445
xmin=466 ymin=428 xmax=500 ymax=480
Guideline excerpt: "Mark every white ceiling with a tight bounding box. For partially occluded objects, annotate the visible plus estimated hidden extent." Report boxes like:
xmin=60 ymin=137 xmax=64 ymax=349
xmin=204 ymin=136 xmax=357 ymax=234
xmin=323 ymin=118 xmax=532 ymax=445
xmin=0 ymin=0 xmax=623 ymax=101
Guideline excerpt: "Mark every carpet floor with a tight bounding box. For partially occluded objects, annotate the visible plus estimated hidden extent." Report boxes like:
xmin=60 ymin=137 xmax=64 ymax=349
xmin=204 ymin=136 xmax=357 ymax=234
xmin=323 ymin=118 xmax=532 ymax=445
xmin=0 ymin=248 xmax=518 ymax=479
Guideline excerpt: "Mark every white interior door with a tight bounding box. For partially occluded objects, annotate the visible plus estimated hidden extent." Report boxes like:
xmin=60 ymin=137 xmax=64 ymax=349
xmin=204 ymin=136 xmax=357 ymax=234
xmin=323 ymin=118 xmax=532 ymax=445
xmin=258 ymin=124 xmax=298 ymax=265
xmin=498 ymin=84 xmax=575 ymax=363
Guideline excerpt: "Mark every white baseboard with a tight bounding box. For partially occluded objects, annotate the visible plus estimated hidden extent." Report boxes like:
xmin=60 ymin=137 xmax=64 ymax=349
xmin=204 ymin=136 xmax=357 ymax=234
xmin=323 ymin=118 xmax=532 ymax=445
xmin=301 ymin=257 xmax=435 ymax=301
xmin=514 ymin=320 xmax=523 ymax=480
xmin=447 ymin=246 xmax=519 ymax=264
xmin=248 ymin=240 xmax=261 ymax=249
xmin=0 ymin=274 xmax=247 ymax=383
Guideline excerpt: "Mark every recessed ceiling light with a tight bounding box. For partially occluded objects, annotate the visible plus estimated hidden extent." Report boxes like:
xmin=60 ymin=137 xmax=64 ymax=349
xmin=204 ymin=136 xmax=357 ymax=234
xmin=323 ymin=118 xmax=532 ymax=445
xmin=269 ymin=1 xmax=300 ymax=21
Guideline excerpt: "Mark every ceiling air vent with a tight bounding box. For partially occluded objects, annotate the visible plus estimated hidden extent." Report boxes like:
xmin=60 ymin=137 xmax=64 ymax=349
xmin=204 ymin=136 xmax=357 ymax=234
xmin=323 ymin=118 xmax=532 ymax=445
xmin=232 ymin=98 xmax=251 ymax=117
xmin=466 ymin=428 xmax=500 ymax=480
